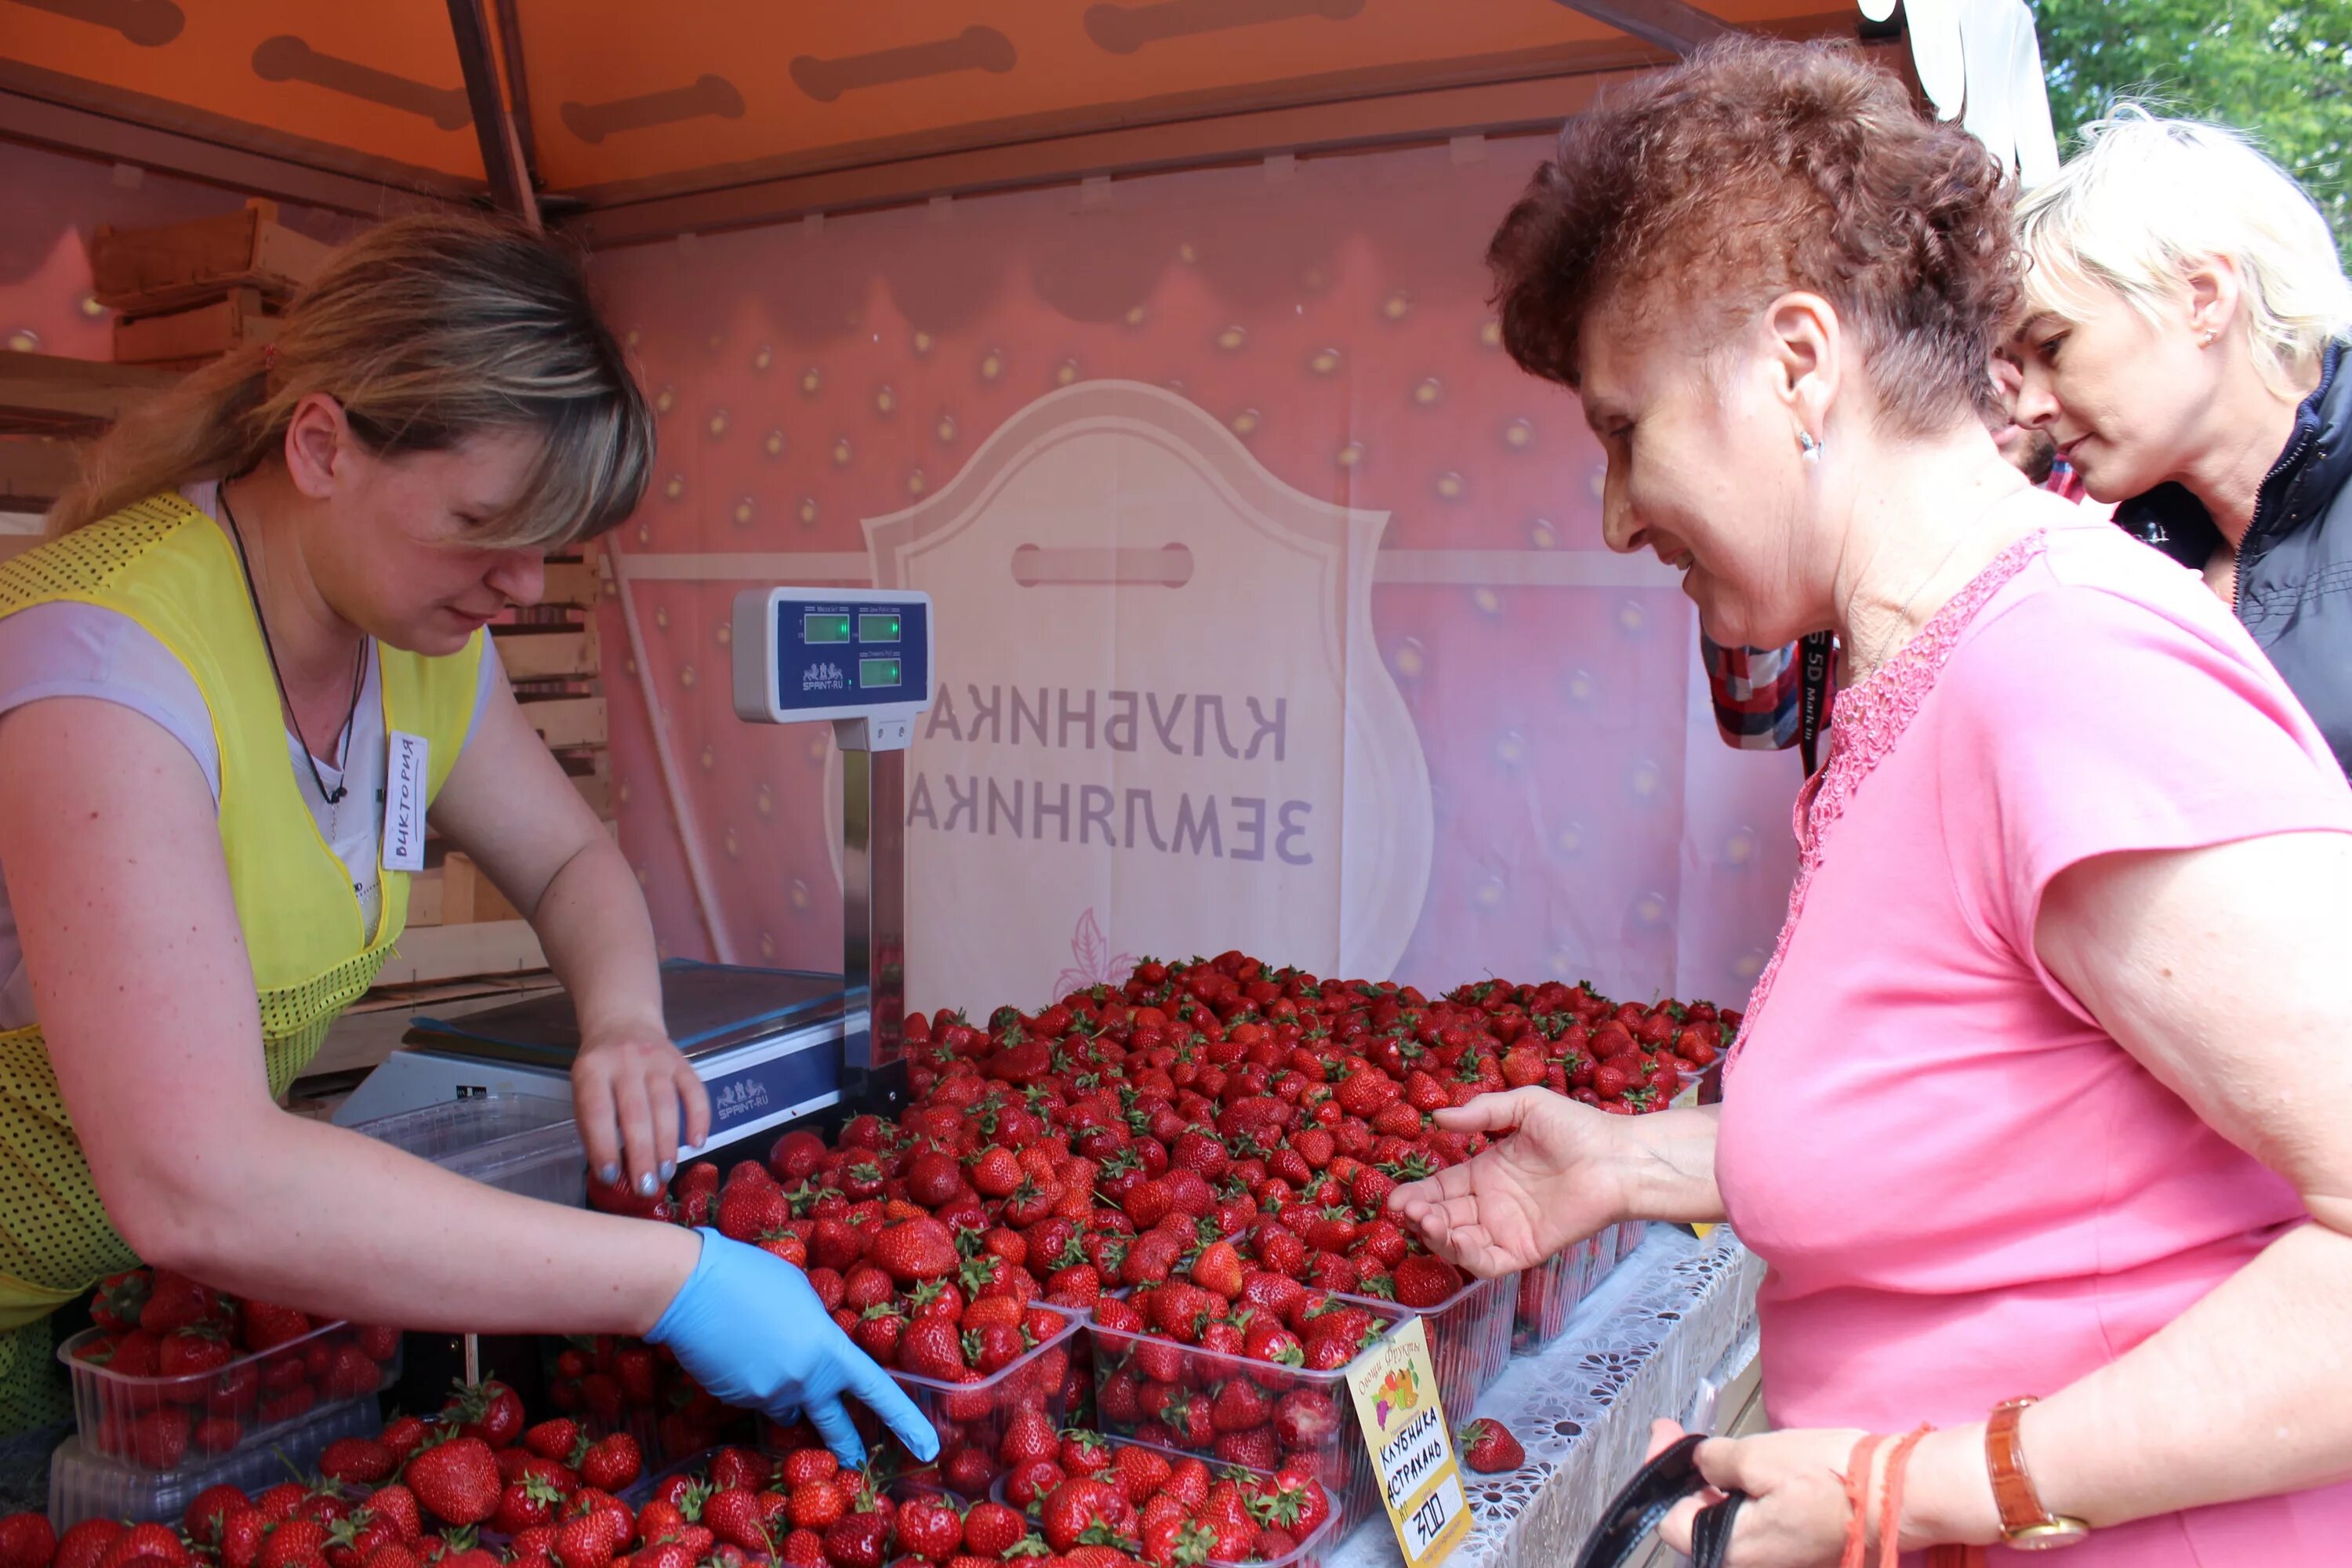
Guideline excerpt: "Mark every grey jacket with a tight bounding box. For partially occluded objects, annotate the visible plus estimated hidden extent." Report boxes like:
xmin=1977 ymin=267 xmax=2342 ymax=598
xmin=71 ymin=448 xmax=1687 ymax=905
xmin=2117 ymin=343 xmax=2352 ymax=775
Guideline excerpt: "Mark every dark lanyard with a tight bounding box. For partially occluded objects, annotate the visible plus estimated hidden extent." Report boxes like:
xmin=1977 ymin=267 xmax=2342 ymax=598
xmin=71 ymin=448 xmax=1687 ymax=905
xmin=1796 ymin=631 xmax=1836 ymax=775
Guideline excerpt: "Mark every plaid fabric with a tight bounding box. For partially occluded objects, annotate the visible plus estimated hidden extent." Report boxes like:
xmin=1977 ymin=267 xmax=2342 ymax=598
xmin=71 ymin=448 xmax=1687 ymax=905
xmin=1703 ymin=638 xmax=1805 ymax=751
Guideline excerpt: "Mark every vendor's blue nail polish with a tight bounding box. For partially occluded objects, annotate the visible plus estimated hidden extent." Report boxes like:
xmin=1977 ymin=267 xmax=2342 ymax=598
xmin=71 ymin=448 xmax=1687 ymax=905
xmin=661 ymin=1160 xmax=677 ymax=1181
xmin=598 ymin=1163 xmax=622 ymax=1185
xmin=637 ymin=1171 xmax=659 ymax=1197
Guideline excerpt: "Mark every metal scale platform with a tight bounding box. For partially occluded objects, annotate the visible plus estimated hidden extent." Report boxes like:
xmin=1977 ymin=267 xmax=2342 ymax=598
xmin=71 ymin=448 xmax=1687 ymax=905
xmin=332 ymin=587 xmax=935 ymax=1156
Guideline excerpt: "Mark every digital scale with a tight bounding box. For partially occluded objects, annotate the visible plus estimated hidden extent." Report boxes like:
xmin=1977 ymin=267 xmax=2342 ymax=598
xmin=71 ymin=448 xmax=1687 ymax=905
xmin=332 ymin=588 xmax=934 ymax=1156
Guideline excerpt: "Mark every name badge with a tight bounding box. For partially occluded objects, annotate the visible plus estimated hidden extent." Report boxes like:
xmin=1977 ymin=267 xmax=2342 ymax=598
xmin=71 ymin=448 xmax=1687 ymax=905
xmin=382 ymin=731 xmax=428 ymax=872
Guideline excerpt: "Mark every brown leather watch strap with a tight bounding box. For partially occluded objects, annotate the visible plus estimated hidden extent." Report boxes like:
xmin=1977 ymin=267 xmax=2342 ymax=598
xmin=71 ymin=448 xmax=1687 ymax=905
xmin=1987 ymin=1397 xmax=2053 ymax=1531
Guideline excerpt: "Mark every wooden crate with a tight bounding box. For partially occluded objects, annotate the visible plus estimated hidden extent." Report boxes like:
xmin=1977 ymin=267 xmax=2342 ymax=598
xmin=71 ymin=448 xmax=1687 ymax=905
xmin=437 ymin=851 xmax=522 ymax=924
xmin=543 ymin=558 xmax=601 ymax=608
xmin=378 ymin=920 xmax=546 ymax=986
xmin=91 ymin=199 xmax=331 ymax=315
xmin=492 ymin=621 xmax=599 ymax=681
xmin=0 ymin=436 xmax=82 ymax=507
xmin=114 ymin=289 xmax=281 ymax=368
xmin=521 ymin=694 xmax=606 ymax=750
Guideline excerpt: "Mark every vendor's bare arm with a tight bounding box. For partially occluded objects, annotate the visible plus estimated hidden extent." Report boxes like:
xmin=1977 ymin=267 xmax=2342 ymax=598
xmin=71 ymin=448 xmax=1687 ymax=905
xmin=426 ymin=665 xmax=710 ymax=1187
xmin=0 ymin=695 xmax=699 ymax=1334
xmin=1899 ymin=831 xmax=2352 ymax=1547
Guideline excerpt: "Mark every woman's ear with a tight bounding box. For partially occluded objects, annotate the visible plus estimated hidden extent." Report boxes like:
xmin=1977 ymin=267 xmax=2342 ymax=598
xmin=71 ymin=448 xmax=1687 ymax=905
xmin=1762 ymin=291 xmax=1842 ymax=439
xmin=281 ymin=394 xmax=350 ymax=500
xmin=2180 ymin=255 xmax=2245 ymax=347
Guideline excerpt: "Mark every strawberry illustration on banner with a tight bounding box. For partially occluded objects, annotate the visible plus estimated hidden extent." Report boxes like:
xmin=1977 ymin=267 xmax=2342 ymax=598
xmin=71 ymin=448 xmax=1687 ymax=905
xmin=866 ymin=380 xmax=1433 ymax=1013
xmin=1052 ymin=907 xmax=1134 ymax=998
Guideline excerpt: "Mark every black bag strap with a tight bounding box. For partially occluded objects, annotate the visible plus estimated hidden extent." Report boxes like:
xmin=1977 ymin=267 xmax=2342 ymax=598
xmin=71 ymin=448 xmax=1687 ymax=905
xmin=1797 ymin=630 xmax=1836 ymax=775
xmin=1572 ymin=1433 xmax=1748 ymax=1568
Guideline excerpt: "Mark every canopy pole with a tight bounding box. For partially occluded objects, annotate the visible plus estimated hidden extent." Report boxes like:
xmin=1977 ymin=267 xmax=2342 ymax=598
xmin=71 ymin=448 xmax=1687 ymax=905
xmin=444 ymin=0 xmax=540 ymax=230
xmin=1551 ymin=0 xmax=1733 ymax=55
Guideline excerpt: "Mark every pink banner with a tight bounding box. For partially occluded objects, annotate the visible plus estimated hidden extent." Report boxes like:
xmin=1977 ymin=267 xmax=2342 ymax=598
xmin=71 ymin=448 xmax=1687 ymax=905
xmin=593 ymin=136 xmax=1804 ymax=1013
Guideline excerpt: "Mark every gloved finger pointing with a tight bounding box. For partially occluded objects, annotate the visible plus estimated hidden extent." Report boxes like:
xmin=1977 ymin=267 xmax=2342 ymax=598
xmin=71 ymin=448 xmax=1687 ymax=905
xmin=803 ymin=1396 xmax=868 ymax=1469
xmin=851 ymin=1357 xmax=938 ymax=1462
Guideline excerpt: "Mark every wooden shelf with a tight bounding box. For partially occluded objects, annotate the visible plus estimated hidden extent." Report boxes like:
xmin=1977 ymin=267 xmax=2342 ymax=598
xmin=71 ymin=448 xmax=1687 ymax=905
xmin=0 ymin=352 xmax=179 ymax=437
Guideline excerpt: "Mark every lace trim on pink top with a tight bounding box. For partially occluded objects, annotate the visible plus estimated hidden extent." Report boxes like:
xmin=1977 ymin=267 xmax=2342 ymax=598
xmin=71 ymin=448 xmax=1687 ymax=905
xmin=1726 ymin=530 xmax=2049 ymax=1070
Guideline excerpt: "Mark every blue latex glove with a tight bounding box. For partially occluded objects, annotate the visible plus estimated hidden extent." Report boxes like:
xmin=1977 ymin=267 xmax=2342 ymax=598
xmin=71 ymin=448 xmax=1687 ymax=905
xmin=648 ymin=1229 xmax=938 ymax=1467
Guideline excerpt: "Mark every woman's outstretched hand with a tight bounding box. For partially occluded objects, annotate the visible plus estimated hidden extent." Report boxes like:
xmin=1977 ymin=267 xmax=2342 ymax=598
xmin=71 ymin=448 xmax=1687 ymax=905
xmin=1385 ymin=1086 xmax=1632 ymax=1276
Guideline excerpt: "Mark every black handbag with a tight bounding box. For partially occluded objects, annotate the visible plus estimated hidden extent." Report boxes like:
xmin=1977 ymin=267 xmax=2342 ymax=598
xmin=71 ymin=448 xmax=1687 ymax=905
xmin=1571 ymin=1433 xmax=1748 ymax=1568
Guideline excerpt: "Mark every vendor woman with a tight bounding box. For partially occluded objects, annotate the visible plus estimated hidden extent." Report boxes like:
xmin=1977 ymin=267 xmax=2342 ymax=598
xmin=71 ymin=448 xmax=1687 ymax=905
xmin=1398 ymin=40 xmax=2352 ymax=1566
xmin=0 ymin=212 xmax=934 ymax=1463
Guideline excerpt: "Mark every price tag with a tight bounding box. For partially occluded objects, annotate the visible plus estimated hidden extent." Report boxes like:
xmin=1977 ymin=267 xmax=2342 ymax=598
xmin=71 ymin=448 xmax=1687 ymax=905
xmin=1345 ymin=1317 xmax=1472 ymax=1568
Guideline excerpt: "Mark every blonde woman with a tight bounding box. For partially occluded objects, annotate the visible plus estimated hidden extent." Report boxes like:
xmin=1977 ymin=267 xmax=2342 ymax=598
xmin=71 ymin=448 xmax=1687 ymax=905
xmin=2009 ymin=111 xmax=2352 ymax=768
xmin=0 ymin=213 xmax=935 ymax=1461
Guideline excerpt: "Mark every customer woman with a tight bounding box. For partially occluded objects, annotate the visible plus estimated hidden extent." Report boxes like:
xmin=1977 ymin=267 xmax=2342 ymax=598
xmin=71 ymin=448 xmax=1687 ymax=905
xmin=2007 ymin=112 xmax=2352 ymax=770
xmin=1394 ymin=40 xmax=2352 ymax=1566
xmin=0 ymin=212 xmax=935 ymax=1463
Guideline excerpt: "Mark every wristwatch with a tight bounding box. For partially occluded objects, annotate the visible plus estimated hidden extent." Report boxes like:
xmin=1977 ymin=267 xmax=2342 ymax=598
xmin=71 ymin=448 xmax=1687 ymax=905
xmin=1987 ymin=1397 xmax=2092 ymax=1550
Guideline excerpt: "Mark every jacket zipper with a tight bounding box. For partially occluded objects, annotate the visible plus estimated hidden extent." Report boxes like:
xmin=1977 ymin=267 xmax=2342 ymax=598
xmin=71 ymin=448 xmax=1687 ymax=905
xmin=2236 ymin=420 xmax=2322 ymax=619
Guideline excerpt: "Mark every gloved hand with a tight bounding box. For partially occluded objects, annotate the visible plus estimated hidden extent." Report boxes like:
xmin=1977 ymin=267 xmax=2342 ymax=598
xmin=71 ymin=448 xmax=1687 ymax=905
xmin=648 ymin=1229 xmax=938 ymax=1467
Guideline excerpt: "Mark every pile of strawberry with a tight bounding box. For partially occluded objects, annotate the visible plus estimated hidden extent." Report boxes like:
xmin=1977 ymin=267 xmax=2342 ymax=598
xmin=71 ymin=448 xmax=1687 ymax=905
xmin=67 ymin=1269 xmax=401 ymax=1468
xmin=1008 ymin=1438 xmax=1333 ymax=1568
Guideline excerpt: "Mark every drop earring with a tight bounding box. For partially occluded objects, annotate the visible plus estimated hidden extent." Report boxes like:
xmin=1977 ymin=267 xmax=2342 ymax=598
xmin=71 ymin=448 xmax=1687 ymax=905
xmin=1798 ymin=430 xmax=1823 ymax=463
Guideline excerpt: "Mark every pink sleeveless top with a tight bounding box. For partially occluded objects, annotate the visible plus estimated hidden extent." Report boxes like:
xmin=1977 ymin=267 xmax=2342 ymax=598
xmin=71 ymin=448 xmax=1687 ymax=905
xmin=1716 ymin=503 xmax=2352 ymax=1563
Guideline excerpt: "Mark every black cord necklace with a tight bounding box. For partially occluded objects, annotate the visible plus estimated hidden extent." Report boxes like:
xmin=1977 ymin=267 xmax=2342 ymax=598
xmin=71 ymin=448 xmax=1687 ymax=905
xmin=217 ymin=479 xmax=365 ymax=808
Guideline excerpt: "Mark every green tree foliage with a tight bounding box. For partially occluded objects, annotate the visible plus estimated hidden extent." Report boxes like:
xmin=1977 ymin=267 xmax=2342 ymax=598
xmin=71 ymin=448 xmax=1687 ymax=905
xmin=2031 ymin=0 xmax=2350 ymax=263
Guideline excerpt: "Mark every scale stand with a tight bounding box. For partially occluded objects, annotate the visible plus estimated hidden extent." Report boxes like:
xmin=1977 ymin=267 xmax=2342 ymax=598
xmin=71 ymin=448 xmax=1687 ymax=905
xmin=737 ymin=588 xmax=935 ymax=1117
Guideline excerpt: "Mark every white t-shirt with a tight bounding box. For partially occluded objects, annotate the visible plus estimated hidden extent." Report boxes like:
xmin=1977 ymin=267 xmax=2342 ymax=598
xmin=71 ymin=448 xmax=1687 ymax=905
xmin=0 ymin=485 xmax=503 ymax=1030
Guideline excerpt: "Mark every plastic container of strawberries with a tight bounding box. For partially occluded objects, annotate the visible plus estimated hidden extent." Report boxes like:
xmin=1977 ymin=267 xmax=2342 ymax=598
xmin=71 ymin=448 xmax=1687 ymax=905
xmin=1087 ymin=1299 xmax=1407 ymax=1536
xmin=990 ymin=1436 xmax=1343 ymax=1568
xmin=1327 ymin=1272 xmax=1511 ymax=1417
xmin=856 ymin=1303 xmax=1087 ymax=1496
xmin=349 ymin=1094 xmax=586 ymax=1206
xmin=1613 ymin=1218 xmax=1650 ymax=1261
xmin=1511 ymin=1234 xmax=1606 ymax=1354
xmin=56 ymin=1316 xmax=402 ymax=1472
xmin=48 ymin=1392 xmax=381 ymax=1528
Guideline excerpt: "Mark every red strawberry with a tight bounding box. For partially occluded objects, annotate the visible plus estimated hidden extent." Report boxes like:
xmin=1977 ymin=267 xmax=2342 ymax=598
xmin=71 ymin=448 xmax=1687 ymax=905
xmin=258 ymin=1522 xmax=331 ymax=1568
xmin=522 ymin=1419 xmax=580 ymax=1463
xmin=185 ymin=1487 xmax=252 ymax=1548
xmin=405 ymin=1437 xmax=502 ymax=1527
xmin=869 ymin=1218 xmax=960 ymax=1283
xmin=821 ymin=1508 xmax=892 ymax=1568
xmin=0 ymin=1518 xmax=55 ymax=1568
xmin=1188 ymin=1241 xmax=1244 ymax=1301
xmin=53 ymin=1523 xmax=122 ymax=1568
xmin=368 ymin=1489 xmax=422 ymax=1546
xmin=1210 ymin=1379 xmax=1272 ymax=1432
xmin=960 ymin=1501 xmax=1028 ymax=1561
xmin=891 ymin=1498 xmax=963 ymax=1563
xmin=578 ymin=1435 xmax=640 ymax=1493
xmin=1038 ymin=1481 xmax=1134 ymax=1555
xmin=702 ymin=1492 xmax=771 ymax=1556
xmin=321 ymin=1437 xmax=397 ymax=1486
xmin=897 ymin=1318 xmax=967 ymax=1381
xmin=492 ymin=1478 xmax=564 ymax=1537
xmin=383 ymin=1415 xmax=432 ymax=1460
xmin=786 ymin=1479 xmax=844 ymax=1533
xmin=1391 ymin=1254 xmax=1463 ymax=1309
xmin=98 ymin=1525 xmax=188 ymax=1568
xmin=1460 ymin=1418 xmax=1526 ymax=1473
xmin=219 ymin=1518 xmax=267 ymax=1568
xmin=552 ymin=1514 xmax=617 ymax=1568
xmin=443 ymin=1381 xmax=524 ymax=1450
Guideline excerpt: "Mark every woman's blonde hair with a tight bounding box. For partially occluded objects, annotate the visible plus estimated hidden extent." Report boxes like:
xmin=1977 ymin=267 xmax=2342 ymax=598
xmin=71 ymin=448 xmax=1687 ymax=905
xmin=52 ymin=211 xmax=653 ymax=547
xmin=2014 ymin=109 xmax=2352 ymax=397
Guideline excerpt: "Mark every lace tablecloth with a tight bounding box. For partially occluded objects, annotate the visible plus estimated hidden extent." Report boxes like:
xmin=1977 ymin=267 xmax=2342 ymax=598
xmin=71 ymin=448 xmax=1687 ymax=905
xmin=1330 ymin=1226 xmax=1764 ymax=1568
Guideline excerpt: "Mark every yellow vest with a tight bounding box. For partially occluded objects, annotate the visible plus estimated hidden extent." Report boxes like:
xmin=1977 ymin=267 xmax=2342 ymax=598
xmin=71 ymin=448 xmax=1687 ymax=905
xmin=0 ymin=494 xmax=482 ymax=1330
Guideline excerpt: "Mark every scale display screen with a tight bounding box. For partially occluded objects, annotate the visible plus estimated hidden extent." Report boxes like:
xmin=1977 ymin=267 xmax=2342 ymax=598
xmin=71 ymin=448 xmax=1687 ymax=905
xmin=735 ymin=590 xmax=931 ymax=722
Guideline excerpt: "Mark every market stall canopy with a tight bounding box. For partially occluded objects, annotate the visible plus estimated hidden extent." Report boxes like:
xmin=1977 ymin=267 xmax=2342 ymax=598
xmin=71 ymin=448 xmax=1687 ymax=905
xmin=2 ymin=0 xmax=1886 ymax=243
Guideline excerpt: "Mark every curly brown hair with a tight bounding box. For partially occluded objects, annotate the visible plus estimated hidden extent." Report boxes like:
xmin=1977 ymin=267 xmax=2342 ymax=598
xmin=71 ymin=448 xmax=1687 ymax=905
xmin=1487 ymin=38 xmax=2018 ymax=434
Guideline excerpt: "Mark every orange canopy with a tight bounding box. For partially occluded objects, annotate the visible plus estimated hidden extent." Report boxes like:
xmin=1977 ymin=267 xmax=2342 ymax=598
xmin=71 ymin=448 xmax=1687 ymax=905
xmin=2 ymin=1 xmax=1881 ymax=241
